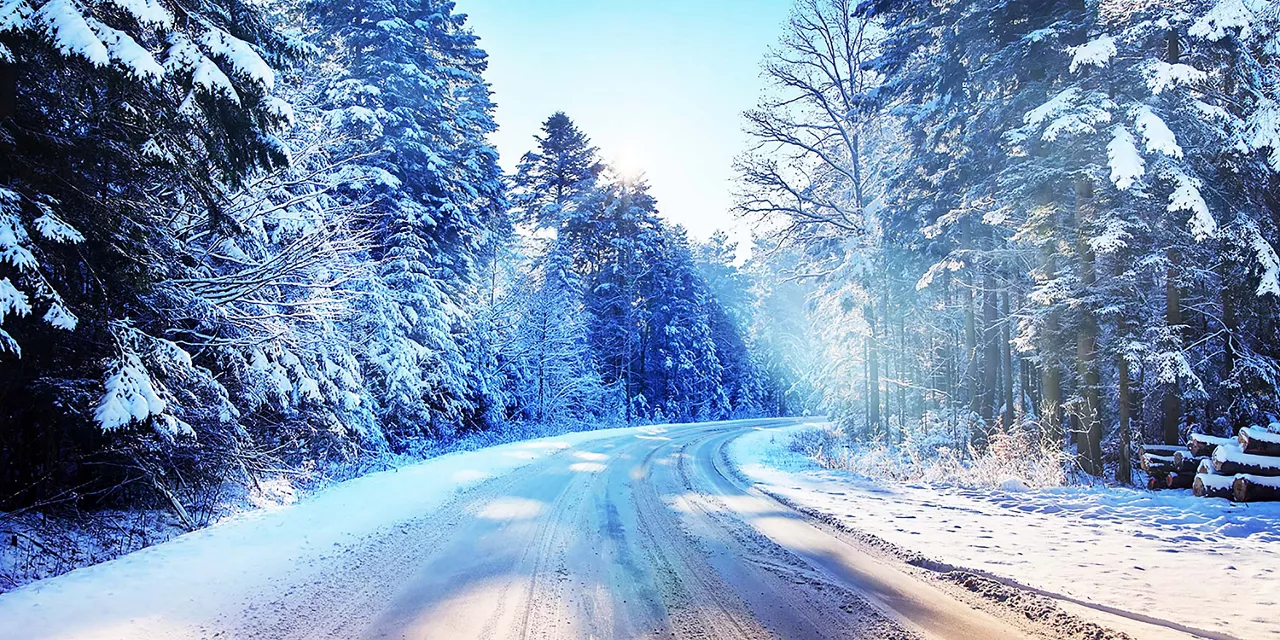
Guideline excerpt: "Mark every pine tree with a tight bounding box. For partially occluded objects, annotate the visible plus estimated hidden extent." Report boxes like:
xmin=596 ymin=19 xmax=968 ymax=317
xmin=511 ymin=111 xmax=603 ymax=230
xmin=0 ymin=0 xmax=301 ymax=503
xmin=312 ymin=0 xmax=504 ymax=443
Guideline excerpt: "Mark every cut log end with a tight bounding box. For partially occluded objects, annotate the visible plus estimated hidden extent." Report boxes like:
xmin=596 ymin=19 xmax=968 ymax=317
xmin=1193 ymin=474 xmax=1234 ymax=499
xmin=1233 ymin=475 xmax=1280 ymax=503
xmin=1239 ymin=427 xmax=1280 ymax=457
xmin=1172 ymin=450 xmax=1206 ymax=473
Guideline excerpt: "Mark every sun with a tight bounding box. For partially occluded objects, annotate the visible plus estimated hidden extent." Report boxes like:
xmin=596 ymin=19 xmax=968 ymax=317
xmin=609 ymin=145 xmax=647 ymax=181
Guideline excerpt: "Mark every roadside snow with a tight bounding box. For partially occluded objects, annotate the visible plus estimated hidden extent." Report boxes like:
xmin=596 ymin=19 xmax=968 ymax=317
xmin=0 ymin=423 xmax=664 ymax=640
xmin=729 ymin=425 xmax=1280 ymax=640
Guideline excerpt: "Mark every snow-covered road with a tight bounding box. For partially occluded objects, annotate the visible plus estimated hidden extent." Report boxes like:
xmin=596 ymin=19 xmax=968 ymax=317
xmin=0 ymin=419 xmax=1205 ymax=639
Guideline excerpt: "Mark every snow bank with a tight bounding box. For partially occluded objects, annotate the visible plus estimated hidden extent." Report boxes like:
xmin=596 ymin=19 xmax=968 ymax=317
xmin=0 ymin=423 xmax=659 ymax=640
xmin=730 ymin=425 xmax=1280 ymax=640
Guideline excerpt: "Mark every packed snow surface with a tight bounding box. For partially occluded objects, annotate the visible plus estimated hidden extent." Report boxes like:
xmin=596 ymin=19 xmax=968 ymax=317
xmin=0 ymin=423 xmax=662 ymax=640
xmin=730 ymin=425 xmax=1280 ymax=640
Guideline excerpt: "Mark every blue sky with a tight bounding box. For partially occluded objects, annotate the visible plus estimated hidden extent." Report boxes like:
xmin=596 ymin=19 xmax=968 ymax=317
xmin=463 ymin=0 xmax=794 ymax=247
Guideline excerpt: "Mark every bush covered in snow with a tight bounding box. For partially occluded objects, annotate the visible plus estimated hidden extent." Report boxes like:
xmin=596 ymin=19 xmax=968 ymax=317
xmin=789 ymin=423 xmax=1070 ymax=490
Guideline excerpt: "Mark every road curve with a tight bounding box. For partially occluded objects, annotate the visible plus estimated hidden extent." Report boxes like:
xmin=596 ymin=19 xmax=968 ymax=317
xmin=243 ymin=419 xmax=1050 ymax=640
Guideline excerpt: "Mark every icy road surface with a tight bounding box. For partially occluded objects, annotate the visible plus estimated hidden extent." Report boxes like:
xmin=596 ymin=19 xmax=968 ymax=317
xmin=0 ymin=419 xmax=1199 ymax=639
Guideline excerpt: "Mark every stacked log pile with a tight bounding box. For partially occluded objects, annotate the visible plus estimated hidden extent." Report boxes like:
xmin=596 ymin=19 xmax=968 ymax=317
xmin=1167 ymin=424 xmax=1280 ymax=503
xmin=1141 ymin=442 xmax=1207 ymax=491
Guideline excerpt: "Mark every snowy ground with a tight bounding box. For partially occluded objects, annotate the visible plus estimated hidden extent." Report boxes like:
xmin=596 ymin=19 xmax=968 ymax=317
xmin=1 ymin=417 xmax=1120 ymax=640
xmin=0 ymin=423 xmax=662 ymax=640
xmin=730 ymin=424 xmax=1280 ymax=640
xmin=7 ymin=418 xmax=1271 ymax=640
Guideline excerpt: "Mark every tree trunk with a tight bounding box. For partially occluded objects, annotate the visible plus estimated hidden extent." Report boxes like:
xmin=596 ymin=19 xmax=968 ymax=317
xmin=864 ymin=337 xmax=871 ymax=435
xmin=1034 ymin=183 xmax=1063 ymax=449
xmin=898 ymin=308 xmax=908 ymax=438
xmin=0 ymin=63 xmax=15 ymax=122
xmin=979 ymin=271 xmax=999 ymax=445
xmin=1075 ymin=179 xmax=1103 ymax=476
xmin=886 ymin=303 xmax=896 ymax=442
xmin=1117 ymin=350 xmax=1133 ymax=484
xmin=965 ymin=286 xmax=979 ymax=433
xmin=1021 ymin=355 xmax=1036 ymax=419
xmin=1000 ymin=291 xmax=1015 ymax=430
xmin=1116 ymin=257 xmax=1133 ymax=483
xmin=1041 ymin=250 xmax=1063 ymax=449
xmin=867 ymin=302 xmax=881 ymax=437
xmin=1223 ymin=283 xmax=1238 ymax=427
xmin=537 ymin=313 xmax=548 ymax=422
xmin=1163 ymin=248 xmax=1183 ymax=445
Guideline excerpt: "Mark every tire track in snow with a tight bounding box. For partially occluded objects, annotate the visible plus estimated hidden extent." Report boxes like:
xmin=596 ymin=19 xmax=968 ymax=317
xmin=132 ymin=419 xmax=1125 ymax=640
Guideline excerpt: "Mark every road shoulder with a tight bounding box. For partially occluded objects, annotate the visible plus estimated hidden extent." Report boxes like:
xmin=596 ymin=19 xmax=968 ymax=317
xmin=723 ymin=424 xmax=1252 ymax=640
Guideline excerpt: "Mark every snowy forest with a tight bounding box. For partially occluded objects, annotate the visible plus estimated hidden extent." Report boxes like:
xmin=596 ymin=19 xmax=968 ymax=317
xmin=3 ymin=0 xmax=1280 ymax=592
xmin=0 ymin=0 xmax=797 ymax=533
xmin=739 ymin=0 xmax=1280 ymax=486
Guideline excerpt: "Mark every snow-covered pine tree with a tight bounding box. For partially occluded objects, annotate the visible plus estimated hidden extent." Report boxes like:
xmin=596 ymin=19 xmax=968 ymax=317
xmin=511 ymin=111 xmax=604 ymax=231
xmin=312 ymin=0 xmax=505 ymax=445
xmin=642 ymin=224 xmax=728 ymax=422
xmin=696 ymin=231 xmax=766 ymax=417
xmin=744 ymin=0 xmax=1280 ymax=482
xmin=0 ymin=0 xmax=302 ymax=504
xmin=506 ymin=112 xmax=609 ymax=425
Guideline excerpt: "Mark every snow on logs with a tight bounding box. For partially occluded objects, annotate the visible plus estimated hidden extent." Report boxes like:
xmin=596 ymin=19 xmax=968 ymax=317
xmin=1144 ymin=426 xmax=1280 ymax=502
xmin=1239 ymin=427 xmax=1280 ymax=456
xmin=1141 ymin=451 xmax=1201 ymax=475
xmin=1141 ymin=443 xmax=1201 ymax=491
xmin=1140 ymin=444 xmax=1185 ymax=458
xmin=1211 ymin=442 xmax=1280 ymax=477
xmin=1233 ymin=475 xmax=1280 ymax=503
xmin=1141 ymin=452 xmax=1177 ymax=474
xmin=1193 ymin=473 xmax=1235 ymax=499
xmin=1189 ymin=433 xmax=1235 ymax=458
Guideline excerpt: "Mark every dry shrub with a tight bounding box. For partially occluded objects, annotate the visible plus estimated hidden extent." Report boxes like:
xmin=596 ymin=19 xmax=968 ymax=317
xmin=790 ymin=422 xmax=1070 ymax=490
